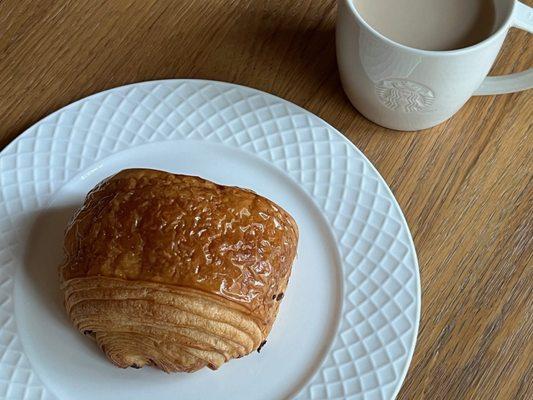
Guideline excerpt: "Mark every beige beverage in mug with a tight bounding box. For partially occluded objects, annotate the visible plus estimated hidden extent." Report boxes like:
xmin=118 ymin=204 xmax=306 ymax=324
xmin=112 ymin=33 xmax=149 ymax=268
xmin=353 ymin=0 xmax=497 ymax=51
xmin=337 ymin=0 xmax=533 ymax=130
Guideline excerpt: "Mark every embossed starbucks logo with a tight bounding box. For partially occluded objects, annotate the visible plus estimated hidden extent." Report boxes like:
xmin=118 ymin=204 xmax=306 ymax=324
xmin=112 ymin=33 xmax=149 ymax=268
xmin=376 ymin=79 xmax=435 ymax=113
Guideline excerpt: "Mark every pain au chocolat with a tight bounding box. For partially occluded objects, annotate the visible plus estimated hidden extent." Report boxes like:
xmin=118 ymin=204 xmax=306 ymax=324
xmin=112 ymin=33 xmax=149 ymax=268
xmin=59 ymin=169 xmax=298 ymax=372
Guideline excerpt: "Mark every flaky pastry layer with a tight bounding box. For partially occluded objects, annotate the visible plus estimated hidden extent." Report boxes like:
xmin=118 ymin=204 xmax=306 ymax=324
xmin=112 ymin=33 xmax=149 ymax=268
xmin=63 ymin=276 xmax=266 ymax=371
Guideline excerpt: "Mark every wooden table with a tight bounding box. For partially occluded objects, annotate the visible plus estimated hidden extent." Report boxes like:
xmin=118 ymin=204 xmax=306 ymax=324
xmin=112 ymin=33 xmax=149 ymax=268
xmin=1 ymin=1 xmax=531 ymax=399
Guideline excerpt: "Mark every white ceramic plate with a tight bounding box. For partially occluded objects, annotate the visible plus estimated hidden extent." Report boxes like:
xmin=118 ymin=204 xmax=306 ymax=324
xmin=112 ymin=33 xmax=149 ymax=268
xmin=0 ymin=80 xmax=420 ymax=400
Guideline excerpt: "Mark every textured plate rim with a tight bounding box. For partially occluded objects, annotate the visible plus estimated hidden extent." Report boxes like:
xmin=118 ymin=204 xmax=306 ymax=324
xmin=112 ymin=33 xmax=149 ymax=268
xmin=0 ymin=79 xmax=421 ymax=400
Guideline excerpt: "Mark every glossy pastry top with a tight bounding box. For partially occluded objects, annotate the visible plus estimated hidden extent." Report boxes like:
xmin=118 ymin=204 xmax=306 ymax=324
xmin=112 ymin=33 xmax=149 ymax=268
xmin=60 ymin=169 xmax=299 ymax=319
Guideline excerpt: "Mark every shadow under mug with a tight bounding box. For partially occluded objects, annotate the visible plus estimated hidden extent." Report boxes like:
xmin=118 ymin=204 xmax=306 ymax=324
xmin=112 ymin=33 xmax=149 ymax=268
xmin=336 ymin=0 xmax=533 ymax=131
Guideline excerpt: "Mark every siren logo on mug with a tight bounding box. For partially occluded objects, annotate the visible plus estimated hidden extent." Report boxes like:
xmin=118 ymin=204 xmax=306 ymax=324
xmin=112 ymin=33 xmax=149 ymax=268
xmin=375 ymin=79 xmax=435 ymax=113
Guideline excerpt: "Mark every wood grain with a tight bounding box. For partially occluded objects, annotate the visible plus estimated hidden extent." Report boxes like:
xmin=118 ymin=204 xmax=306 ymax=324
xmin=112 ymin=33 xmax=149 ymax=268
xmin=0 ymin=1 xmax=531 ymax=399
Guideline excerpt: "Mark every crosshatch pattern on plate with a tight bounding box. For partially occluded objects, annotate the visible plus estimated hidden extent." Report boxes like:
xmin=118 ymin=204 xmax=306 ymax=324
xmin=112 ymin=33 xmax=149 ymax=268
xmin=0 ymin=80 xmax=419 ymax=400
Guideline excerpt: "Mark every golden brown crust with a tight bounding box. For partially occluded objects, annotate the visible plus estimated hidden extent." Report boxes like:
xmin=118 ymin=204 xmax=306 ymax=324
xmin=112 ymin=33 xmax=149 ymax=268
xmin=59 ymin=169 xmax=298 ymax=372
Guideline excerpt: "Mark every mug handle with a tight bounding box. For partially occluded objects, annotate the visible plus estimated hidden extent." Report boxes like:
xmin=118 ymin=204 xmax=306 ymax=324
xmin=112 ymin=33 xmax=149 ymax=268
xmin=474 ymin=1 xmax=533 ymax=95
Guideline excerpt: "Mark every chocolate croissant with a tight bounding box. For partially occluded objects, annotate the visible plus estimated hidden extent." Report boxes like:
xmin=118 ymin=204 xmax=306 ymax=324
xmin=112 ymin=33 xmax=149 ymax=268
xmin=59 ymin=169 xmax=298 ymax=372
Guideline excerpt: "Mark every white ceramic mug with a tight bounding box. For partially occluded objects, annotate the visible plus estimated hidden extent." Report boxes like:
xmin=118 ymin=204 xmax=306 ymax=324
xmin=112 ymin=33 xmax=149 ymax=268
xmin=336 ymin=0 xmax=533 ymax=131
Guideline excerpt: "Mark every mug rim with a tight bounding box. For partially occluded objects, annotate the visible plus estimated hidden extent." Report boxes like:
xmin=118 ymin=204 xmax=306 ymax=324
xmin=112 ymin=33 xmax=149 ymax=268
xmin=343 ymin=0 xmax=516 ymax=55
